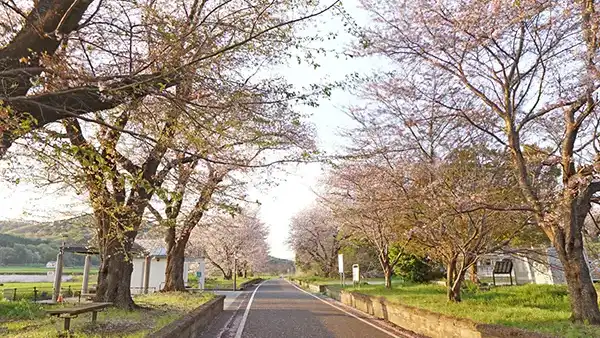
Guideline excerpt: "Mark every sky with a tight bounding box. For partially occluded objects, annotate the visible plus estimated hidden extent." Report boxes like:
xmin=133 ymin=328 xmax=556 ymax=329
xmin=0 ymin=1 xmax=378 ymax=260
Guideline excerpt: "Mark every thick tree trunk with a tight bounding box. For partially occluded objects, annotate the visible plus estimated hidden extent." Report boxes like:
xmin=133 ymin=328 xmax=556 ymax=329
xmin=95 ymin=242 xmax=135 ymax=309
xmin=224 ymin=269 xmax=232 ymax=280
xmin=163 ymin=242 xmax=186 ymax=291
xmin=554 ymin=221 xmax=600 ymax=324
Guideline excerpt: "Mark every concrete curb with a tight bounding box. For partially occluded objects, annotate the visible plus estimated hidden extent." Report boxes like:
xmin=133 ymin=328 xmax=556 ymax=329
xmin=239 ymin=278 xmax=264 ymax=290
xmin=146 ymin=295 xmax=225 ymax=338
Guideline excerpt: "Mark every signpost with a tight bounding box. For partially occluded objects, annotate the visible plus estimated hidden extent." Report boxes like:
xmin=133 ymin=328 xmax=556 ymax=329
xmin=352 ymin=264 xmax=360 ymax=286
xmin=197 ymin=259 xmax=206 ymax=289
xmin=338 ymin=254 xmax=344 ymax=287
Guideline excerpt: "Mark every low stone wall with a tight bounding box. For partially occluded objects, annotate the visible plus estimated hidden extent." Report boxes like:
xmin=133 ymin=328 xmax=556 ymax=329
xmin=289 ymin=279 xmax=325 ymax=293
xmin=239 ymin=278 xmax=263 ymax=290
xmin=147 ymin=295 xmax=225 ymax=338
xmin=289 ymin=280 xmax=555 ymax=338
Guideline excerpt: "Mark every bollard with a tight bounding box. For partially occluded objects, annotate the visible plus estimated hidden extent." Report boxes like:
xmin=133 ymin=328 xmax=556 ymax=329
xmin=13 ymin=288 xmax=16 ymax=301
xmin=33 ymin=287 xmax=37 ymax=302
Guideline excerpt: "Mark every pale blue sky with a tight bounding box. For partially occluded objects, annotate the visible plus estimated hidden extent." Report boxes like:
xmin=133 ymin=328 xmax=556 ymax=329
xmin=0 ymin=1 xmax=377 ymax=260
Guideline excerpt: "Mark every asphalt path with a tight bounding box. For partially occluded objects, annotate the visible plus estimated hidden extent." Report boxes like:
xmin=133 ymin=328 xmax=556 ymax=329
xmin=198 ymin=278 xmax=417 ymax=338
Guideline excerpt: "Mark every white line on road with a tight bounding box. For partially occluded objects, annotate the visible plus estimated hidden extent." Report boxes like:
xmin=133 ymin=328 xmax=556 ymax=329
xmin=216 ymin=291 xmax=249 ymax=338
xmin=234 ymin=279 xmax=268 ymax=338
xmin=287 ymin=280 xmax=402 ymax=338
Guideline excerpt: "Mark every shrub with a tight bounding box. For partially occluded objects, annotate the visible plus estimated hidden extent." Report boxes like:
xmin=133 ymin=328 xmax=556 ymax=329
xmin=394 ymin=254 xmax=441 ymax=283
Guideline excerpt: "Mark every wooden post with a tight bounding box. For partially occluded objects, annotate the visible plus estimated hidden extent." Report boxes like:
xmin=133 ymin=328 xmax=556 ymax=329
xmin=52 ymin=247 xmax=64 ymax=302
xmin=143 ymin=255 xmax=151 ymax=294
xmin=81 ymin=255 xmax=91 ymax=294
xmin=64 ymin=317 xmax=71 ymax=331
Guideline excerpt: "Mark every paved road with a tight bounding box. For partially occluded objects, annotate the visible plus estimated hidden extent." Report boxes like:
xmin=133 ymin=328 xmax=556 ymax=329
xmin=198 ymin=279 xmax=414 ymax=338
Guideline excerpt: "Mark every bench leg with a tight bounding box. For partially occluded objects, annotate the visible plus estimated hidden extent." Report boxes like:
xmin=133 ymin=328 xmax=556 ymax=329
xmin=92 ymin=311 xmax=97 ymax=323
xmin=64 ymin=317 xmax=71 ymax=331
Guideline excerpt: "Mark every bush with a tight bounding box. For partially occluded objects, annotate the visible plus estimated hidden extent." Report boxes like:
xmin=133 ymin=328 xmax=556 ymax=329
xmin=393 ymin=254 xmax=441 ymax=283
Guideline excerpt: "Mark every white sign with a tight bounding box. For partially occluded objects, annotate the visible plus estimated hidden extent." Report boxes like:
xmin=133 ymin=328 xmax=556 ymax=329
xmin=352 ymin=264 xmax=360 ymax=283
xmin=338 ymin=254 xmax=344 ymax=274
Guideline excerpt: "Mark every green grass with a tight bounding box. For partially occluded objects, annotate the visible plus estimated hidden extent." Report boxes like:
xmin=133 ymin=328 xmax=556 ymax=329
xmin=0 ymin=266 xmax=98 ymax=274
xmin=0 ymin=292 xmax=215 ymax=337
xmin=1 ymin=275 xmax=101 ymax=301
xmin=203 ymin=276 xmax=252 ymax=289
xmin=293 ymin=276 xmax=403 ymax=287
xmin=341 ymin=283 xmax=600 ymax=338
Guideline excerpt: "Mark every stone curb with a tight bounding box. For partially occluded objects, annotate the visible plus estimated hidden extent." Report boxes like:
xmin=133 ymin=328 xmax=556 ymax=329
xmin=146 ymin=295 xmax=225 ymax=338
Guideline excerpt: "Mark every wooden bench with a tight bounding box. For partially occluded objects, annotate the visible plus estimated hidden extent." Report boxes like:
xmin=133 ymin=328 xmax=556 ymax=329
xmin=46 ymin=302 xmax=112 ymax=332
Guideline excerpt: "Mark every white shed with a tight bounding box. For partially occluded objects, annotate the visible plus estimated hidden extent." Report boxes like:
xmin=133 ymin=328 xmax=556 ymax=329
xmin=475 ymin=247 xmax=572 ymax=285
xmin=130 ymin=240 xmax=195 ymax=293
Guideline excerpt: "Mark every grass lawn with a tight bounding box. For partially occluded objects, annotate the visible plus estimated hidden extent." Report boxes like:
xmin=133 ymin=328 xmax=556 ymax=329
xmin=0 ymin=266 xmax=99 ymax=274
xmin=340 ymin=283 xmax=600 ymax=338
xmin=293 ymin=276 xmax=403 ymax=287
xmin=202 ymin=276 xmax=252 ymax=289
xmin=0 ymin=292 xmax=215 ymax=337
xmin=2 ymin=275 xmax=101 ymax=300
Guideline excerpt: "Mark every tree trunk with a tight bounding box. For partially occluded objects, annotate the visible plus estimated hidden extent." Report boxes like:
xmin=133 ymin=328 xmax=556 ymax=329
xmin=446 ymin=258 xmax=456 ymax=288
xmin=448 ymin=278 xmax=463 ymax=302
xmin=554 ymin=220 xmax=600 ymax=324
xmin=383 ymin=266 xmax=392 ymax=288
xmin=94 ymin=211 xmax=137 ymax=309
xmin=224 ymin=269 xmax=232 ymax=280
xmin=95 ymin=242 xmax=135 ymax=309
xmin=162 ymin=241 xmax=186 ymax=291
xmin=243 ymin=269 xmax=248 ymax=278
xmin=470 ymin=263 xmax=479 ymax=284
xmin=447 ymin=257 xmax=465 ymax=302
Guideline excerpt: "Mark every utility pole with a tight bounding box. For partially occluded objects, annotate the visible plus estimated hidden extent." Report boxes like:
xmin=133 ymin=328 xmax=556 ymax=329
xmin=233 ymin=256 xmax=237 ymax=291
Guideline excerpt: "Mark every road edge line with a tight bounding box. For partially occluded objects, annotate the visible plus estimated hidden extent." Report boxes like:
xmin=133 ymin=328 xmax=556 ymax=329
xmin=234 ymin=279 xmax=267 ymax=338
xmin=287 ymin=280 xmax=402 ymax=338
xmin=215 ymin=291 xmax=250 ymax=338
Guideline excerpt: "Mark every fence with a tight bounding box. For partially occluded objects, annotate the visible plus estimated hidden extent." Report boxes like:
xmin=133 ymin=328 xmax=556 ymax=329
xmin=2 ymin=285 xmax=78 ymax=302
xmin=3 ymin=285 xmax=160 ymax=302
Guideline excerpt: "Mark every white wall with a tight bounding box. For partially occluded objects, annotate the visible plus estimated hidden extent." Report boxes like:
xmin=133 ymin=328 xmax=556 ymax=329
xmin=130 ymin=256 xmax=195 ymax=293
xmin=131 ymin=258 xmax=146 ymax=293
xmin=148 ymin=258 xmax=167 ymax=291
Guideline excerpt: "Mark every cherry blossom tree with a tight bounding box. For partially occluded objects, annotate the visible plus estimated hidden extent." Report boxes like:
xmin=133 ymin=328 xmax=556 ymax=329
xmin=2 ymin=0 xmax=334 ymax=308
xmin=192 ymin=211 xmax=269 ymax=280
xmin=355 ymin=0 xmax=600 ymax=323
xmin=288 ymin=205 xmax=347 ymax=277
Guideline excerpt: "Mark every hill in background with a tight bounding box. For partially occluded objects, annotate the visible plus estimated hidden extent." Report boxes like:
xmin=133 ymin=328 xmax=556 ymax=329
xmin=0 ymin=214 xmax=95 ymax=244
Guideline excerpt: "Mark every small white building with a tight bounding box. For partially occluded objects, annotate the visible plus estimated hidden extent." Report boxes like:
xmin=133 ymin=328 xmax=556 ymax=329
xmin=46 ymin=261 xmax=57 ymax=268
xmin=130 ymin=240 xmax=200 ymax=293
xmin=476 ymin=247 xmax=568 ymax=285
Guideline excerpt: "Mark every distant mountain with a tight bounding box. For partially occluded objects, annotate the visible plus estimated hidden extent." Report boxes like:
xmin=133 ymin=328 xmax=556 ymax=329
xmin=264 ymin=256 xmax=295 ymax=274
xmin=0 ymin=214 xmax=96 ymax=245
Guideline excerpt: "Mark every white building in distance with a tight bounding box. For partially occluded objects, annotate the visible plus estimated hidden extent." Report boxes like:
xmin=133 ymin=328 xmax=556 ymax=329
xmin=475 ymin=247 xmax=599 ymax=285
xmin=130 ymin=239 xmax=202 ymax=293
